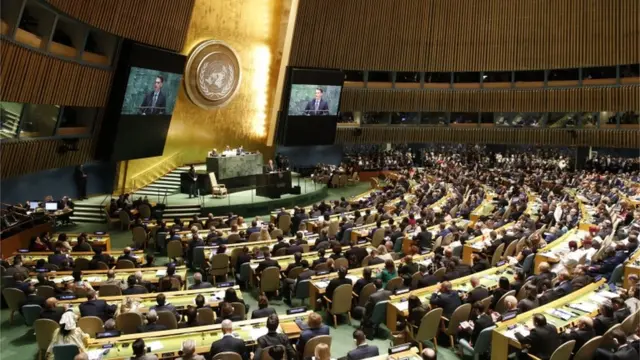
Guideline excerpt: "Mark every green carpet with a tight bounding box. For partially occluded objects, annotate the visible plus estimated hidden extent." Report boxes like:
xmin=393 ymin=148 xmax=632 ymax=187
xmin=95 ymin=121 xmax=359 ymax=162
xmin=0 ymin=182 xmax=461 ymax=360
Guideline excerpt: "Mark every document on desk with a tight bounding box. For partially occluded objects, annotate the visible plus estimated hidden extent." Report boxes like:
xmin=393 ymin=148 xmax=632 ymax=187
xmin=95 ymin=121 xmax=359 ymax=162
xmin=155 ymin=269 xmax=167 ymax=277
xmin=346 ymin=275 xmax=359 ymax=284
xmin=147 ymin=341 xmax=164 ymax=352
xmin=568 ymin=302 xmax=598 ymax=313
xmin=504 ymin=325 xmax=530 ymax=340
xmin=86 ymin=349 xmax=104 ymax=360
xmin=249 ymin=326 xmax=269 ymax=340
xmin=314 ymin=281 xmax=329 ymax=289
xmin=395 ymin=301 xmax=409 ymax=312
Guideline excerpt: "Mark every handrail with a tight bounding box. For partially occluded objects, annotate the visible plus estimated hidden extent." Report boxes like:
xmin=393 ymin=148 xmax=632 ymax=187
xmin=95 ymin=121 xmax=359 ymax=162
xmin=126 ymin=152 xmax=183 ymax=194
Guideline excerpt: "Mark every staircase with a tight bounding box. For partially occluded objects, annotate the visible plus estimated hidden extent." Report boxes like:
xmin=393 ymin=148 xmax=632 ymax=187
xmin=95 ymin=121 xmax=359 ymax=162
xmin=69 ymin=203 xmax=108 ymax=223
xmin=0 ymin=107 xmax=21 ymax=139
xmin=133 ymin=166 xmax=190 ymax=197
xmin=162 ymin=204 xmax=202 ymax=221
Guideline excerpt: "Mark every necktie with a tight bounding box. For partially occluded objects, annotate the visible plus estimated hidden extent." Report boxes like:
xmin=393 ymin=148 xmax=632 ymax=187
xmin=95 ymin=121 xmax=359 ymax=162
xmin=315 ymin=100 xmax=319 ymax=111
xmin=152 ymin=93 xmax=158 ymax=107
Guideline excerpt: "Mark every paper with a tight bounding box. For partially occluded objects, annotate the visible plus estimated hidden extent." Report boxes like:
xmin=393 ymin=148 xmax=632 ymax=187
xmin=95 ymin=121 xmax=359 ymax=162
xmin=52 ymin=278 xmax=63 ymax=284
xmin=395 ymin=301 xmax=409 ymax=312
xmin=314 ymin=281 xmax=329 ymax=289
xmin=147 ymin=341 xmax=164 ymax=351
xmin=589 ymin=294 xmax=609 ymax=305
xmin=568 ymin=302 xmax=598 ymax=313
xmin=155 ymin=269 xmax=167 ymax=277
xmin=346 ymin=275 xmax=359 ymax=284
xmin=249 ymin=326 xmax=269 ymax=340
xmin=86 ymin=349 xmax=104 ymax=360
xmin=250 ymin=264 xmax=259 ymax=270
xmin=597 ymin=291 xmax=619 ymax=299
xmin=61 ymin=276 xmax=74 ymax=282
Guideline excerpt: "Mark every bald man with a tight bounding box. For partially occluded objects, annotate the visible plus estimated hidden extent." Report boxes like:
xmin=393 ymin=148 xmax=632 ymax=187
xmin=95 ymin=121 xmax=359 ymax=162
xmin=102 ymin=269 xmax=125 ymax=289
xmin=188 ymin=272 xmax=212 ymax=290
xmin=209 ymin=319 xmax=248 ymax=360
xmin=39 ymin=297 xmax=65 ymax=323
xmin=560 ymin=316 xmax=595 ymax=352
xmin=118 ymin=247 xmax=140 ymax=267
xmin=465 ymin=276 xmax=489 ymax=304
xmin=429 ymin=281 xmax=462 ymax=318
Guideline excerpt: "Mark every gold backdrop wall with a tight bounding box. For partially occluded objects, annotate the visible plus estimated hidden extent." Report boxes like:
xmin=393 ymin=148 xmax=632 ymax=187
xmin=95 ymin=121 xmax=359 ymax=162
xmin=122 ymin=0 xmax=289 ymax=191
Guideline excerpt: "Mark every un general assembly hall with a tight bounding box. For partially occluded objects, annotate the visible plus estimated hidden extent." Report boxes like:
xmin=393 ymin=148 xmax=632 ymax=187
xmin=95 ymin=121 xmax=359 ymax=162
xmin=1 ymin=0 xmax=639 ymax=360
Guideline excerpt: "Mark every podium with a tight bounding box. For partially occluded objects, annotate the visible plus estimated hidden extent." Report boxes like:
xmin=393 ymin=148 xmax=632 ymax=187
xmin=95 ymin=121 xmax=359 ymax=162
xmin=256 ymin=171 xmax=293 ymax=199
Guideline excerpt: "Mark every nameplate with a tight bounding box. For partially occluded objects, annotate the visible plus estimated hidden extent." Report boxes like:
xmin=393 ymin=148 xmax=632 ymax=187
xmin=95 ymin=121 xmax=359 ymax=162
xmin=420 ymin=249 xmax=430 ymax=255
xmin=286 ymin=307 xmax=307 ymax=315
xmin=316 ymin=270 xmax=329 ymax=275
xmin=18 ymin=249 xmax=29 ymax=253
xmin=161 ymin=353 xmax=175 ymax=358
xmin=394 ymin=288 xmax=410 ymax=295
xmin=94 ymin=231 xmax=106 ymax=235
xmin=496 ymin=260 xmax=507 ymax=266
xmin=357 ymin=239 xmax=367 ymax=244
xmin=57 ymin=295 xmax=77 ymax=300
xmin=217 ymin=281 xmax=234 ymax=288
xmin=101 ymin=344 xmax=114 ymax=349
xmin=35 ymin=268 xmax=49 ymax=273
xmin=389 ymin=343 xmax=412 ymax=354
xmin=255 ymin=256 xmax=265 ymax=260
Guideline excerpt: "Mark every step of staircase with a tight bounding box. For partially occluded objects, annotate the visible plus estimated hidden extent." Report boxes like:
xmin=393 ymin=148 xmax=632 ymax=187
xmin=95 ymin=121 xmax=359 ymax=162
xmin=69 ymin=203 xmax=107 ymax=223
xmin=68 ymin=216 xmax=105 ymax=223
xmin=162 ymin=204 xmax=201 ymax=220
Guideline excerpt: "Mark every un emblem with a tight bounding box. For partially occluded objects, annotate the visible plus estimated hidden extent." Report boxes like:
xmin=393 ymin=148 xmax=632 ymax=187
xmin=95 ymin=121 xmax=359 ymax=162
xmin=185 ymin=40 xmax=241 ymax=109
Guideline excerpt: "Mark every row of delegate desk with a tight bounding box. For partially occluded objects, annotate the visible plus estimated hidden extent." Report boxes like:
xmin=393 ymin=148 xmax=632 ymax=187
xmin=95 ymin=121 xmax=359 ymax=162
xmin=14 ymin=250 xmax=145 ymax=267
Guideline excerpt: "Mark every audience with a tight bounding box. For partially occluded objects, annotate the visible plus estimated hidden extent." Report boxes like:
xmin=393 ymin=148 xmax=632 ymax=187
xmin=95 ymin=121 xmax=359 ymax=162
xmin=208 ymin=319 xmax=248 ymax=360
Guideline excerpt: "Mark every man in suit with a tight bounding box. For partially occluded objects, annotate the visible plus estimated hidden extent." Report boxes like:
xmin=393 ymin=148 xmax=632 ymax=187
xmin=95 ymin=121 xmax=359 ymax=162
xmin=286 ymin=239 xmax=303 ymax=255
xmin=325 ymin=267 xmax=353 ymax=301
xmin=123 ymin=275 xmax=147 ymax=295
xmin=246 ymin=220 xmax=261 ymax=236
xmin=594 ymin=328 xmax=639 ymax=360
xmin=20 ymin=285 xmax=46 ymax=312
xmin=215 ymin=302 xmax=244 ymax=324
xmin=187 ymin=164 xmax=197 ymax=198
xmin=47 ymin=250 xmax=68 ymax=268
xmin=398 ymin=256 xmax=419 ymax=277
xmin=612 ymin=297 xmax=631 ymax=323
xmin=469 ymin=301 xmax=495 ymax=345
xmin=90 ymin=248 xmax=113 ymax=269
xmin=271 ymin=235 xmax=289 ymax=256
xmin=137 ymin=310 xmax=167 ymax=333
xmin=209 ymin=319 xmax=248 ymax=359
xmin=364 ymin=279 xmax=392 ymax=318
xmin=346 ymin=238 xmax=368 ymax=268
xmin=40 ymin=297 xmax=65 ymax=323
xmin=35 ymin=273 xmax=59 ymax=293
xmin=347 ymin=329 xmax=379 ymax=360
xmin=251 ymin=295 xmax=277 ymax=319
xmin=560 ymin=316 xmax=596 ymax=353
xmin=254 ymin=315 xmax=296 ymax=360
xmin=265 ymin=160 xmax=277 ymax=174
xmin=102 ymin=269 xmax=125 ymax=289
xmin=465 ymin=276 xmax=489 ymax=304
xmin=311 ymin=249 xmax=328 ymax=269
xmin=471 ymin=253 xmax=490 ymax=273
xmin=79 ymin=290 xmax=116 ymax=322
xmin=295 ymin=312 xmax=330 ymax=354
xmin=551 ymin=270 xmax=573 ymax=298
xmin=139 ymin=75 xmax=167 ymax=115
xmin=303 ymin=88 xmax=330 ymax=116
xmin=429 ymin=281 xmax=462 ymax=319
xmin=285 ymin=260 xmax=315 ymax=305
xmin=416 ymin=264 xmax=438 ymax=289
xmin=189 ymin=272 xmax=213 ymax=290
xmin=135 ymin=271 xmax=156 ymax=293
xmin=150 ymin=293 xmax=180 ymax=321
xmin=515 ymin=314 xmax=561 ymax=360
xmin=415 ymin=229 xmax=433 ymax=250
xmin=594 ymin=303 xmax=617 ymax=336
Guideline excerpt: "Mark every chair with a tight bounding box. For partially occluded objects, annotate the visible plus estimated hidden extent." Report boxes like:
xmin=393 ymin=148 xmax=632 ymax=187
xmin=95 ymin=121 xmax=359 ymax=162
xmin=95 ymin=261 xmax=110 ymax=270
xmin=36 ymin=285 xmax=56 ymax=299
xmin=119 ymin=211 xmax=131 ymax=230
xmin=572 ymin=336 xmax=602 ymax=360
xmin=294 ymin=280 xmax=310 ymax=305
xmin=116 ymin=312 xmax=143 ymax=334
xmin=529 ymin=340 xmax=575 ymax=360
xmin=99 ymin=284 xmax=122 ymax=297
xmin=385 ymin=277 xmax=403 ymax=291
xmin=132 ymin=227 xmax=148 ymax=249
xmin=503 ymin=240 xmax=517 ymax=259
xmin=334 ymin=257 xmax=349 ymax=270
xmin=480 ymin=296 xmax=493 ymax=311
xmin=270 ymin=229 xmax=283 ymax=238
xmin=371 ymin=228 xmax=385 ymax=248
xmin=515 ymin=237 xmax=526 ymax=255
xmin=157 ymin=311 xmax=178 ymax=329
xmin=347 ymin=172 xmax=359 ymax=186
xmin=22 ymin=304 xmax=43 ymax=326
xmin=75 ymin=287 xmax=89 ymax=298
xmin=324 ymin=284 xmax=353 ymax=327
xmin=287 ymin=266 xmax=303 ymax=280
xmin=260 ymin=346 xmax=275 ymax=360
xmin=353 ymin=283 xmax=374 ymax=308
xmin=78 ymin=316 xmax=104 ymax=338
xmin=167 ymin=240 xmax=183 ymax=260
xmin=433 ymin=267 xmax=446 ymax=280
xmin=227 ymin=233 xmax=241 ymax=244
xmin=521 ymin=253 xmax=535 ymax=275
xmin=433 ymin=236 xmax=443 ymax=250
xmin=491 ymin=243 xmax=505 ymax=267
xmin=459 ymin=325 xmax=495 ymax=360
xmin=259 ymin=267 xmax=281 ymax=294
xmin=278 ymin=214 xmax=292 ymax=234
xmin=302 ymin=335 xmax=331 ymax=359
xmin=197 ymin=307 xmax=216 ymax=325
xmin=443 ymin=303 xmax=471 ymax=346
xmin=370 ymin=300 xmax=388 ymax=330
xmin=621 ymin=309 xmax=640 ymax=335
xmin=274 ymin=248 xmax=287 ymax=257
xmin=210 ymin=253 xmax=230 ymax=285
xmin=411 ymin=272 xmax=423 ymax=289
xmin=208 ymin=172 xmax=228 ymax=198
xmin=494 ymin=290 xmax=516 ymax=314
xmin=314 ymin=262 xmax=330 ymax=272
xmin=131 ymin=285 xmax=148 ymax=294
xmin=212 ymin=352 xmax=241 ymax=360
xmin=2 ymin=288 xmax=25 ymax=324
xmin=442 ymin=233 xmax=454 ymax=246
xmin=248 ymin=232 xmax=261 ymax=242
xmin=608 ymin=264 xmax=624 ymax=285
xmin=35 ymin=318 xmax=59 ymax=360
xmin=74 ymin=258 xmax=90 ymax=271
xmin=231 ymin=302 xmax=246 ymax=320
xmin=328 ymin=220 xmax=340 ymax=238
xmin=413 ymin=307 xmax=443 ymax=352
xmin=116 ymin=259 xmax=136 ymax=269
xmin=138 ymin=204 xmax=152 ymax=219
xmin=516 ymin=281 xmax=531 ymax=301
xmin=43 ymin=263 xmax=59 ymax=271
xmin=361 ymin=255 xmax=371 ymax=267
xmin=52 ymin=344 xmax=79 ymax=360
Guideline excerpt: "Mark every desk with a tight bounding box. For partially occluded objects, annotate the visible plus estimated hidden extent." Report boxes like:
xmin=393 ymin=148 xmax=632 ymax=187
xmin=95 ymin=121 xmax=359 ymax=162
xmin=206 ymin=153 xmax=264 ymax=179
xmin=462 ymin=222 xmax=515 ymax=265
xmin=309 ymin=253 xmax=434 ymax=310
xmin=52 ymin=232 xmax=111 ymax=251
xmin=256 ymin=171 xmax=292 ymax=199
xmin=59 ymin=286 xmax=241 ymax=316
xmin=30 ymin=266 xmax=187 ymax=289
xmin=534 ymin=229 xmax=589 ymax=274
xmin=365 ymin=348 xmax=420 ymax=360
xmin=385 ymin=264 xmax=515 ymax=331
xmin=85 ymin=311 xmax=309 ymax=360
xmin=491 ymin=279 xmax=607 ymax=360
xmin=624 ymin=250 xmax=640 ymax=288
xmin=11 ymin=250 xmax=145 ymax=266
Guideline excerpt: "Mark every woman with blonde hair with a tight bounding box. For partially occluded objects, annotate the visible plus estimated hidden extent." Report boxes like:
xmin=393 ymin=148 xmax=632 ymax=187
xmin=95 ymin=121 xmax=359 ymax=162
xmin=377 ymin=244 xmax=393 ymax=261
xmin=259 ymin=227 xmax=271 ymax=241
xmin=314 ymin=343 xmax=331 ymax=360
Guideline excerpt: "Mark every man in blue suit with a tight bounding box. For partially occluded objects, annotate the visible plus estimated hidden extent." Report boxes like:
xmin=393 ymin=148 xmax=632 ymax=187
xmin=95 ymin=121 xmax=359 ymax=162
xmin=295 ymin=312 xmax=330 ymax=355
xmin=347 ymin=330 xmax=379 ymax=360
xmin=551 ymin=270 xmax=573 ymax=298
xmin=429 ymin=281 xmax=462 ymax=319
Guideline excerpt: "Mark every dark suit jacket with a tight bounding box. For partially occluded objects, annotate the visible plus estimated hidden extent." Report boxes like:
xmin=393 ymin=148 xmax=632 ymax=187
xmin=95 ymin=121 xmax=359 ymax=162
xmin=325 ymin=277 xmax=353 ymax=300
xmin=347 ymin=344 xmax=380 ymax=360
xmin=515 ymin=324 xmax=561 ymax=360
xmin=255 ymin=259 xmax=281 ymax=274
xmin=304 ymin=99 xmax=329 ymax=115
xmin=365 ymin=289 xmax=392 ymax=317
xmin=123 ymin=286 xmax=148 ymax=295
xmin=614 ymin=307 xmax=631 ymax=323
xmin=151 ymin=304 xmax=180 ymax=321
xmin=72 ymin=243 xmax=92 ymax=252
xmin=22 ymin=294 xmax=46 ymax=309
xmin=417 ymin=274 xmax=439 ymax=289
xmin=368 ymin=257 xmax=385 ymax=266
xmin=256 ymin=331 xmax=296 ymax=360
xmin=471 ymin=313 xmax=494 ymax=345
xmin=214 ymin=315 xmax=244 ymax=324
xmin=137 ymin=323 xmax=168 ymax=333
xmin=466 ymin=286 xmax=489 ymax=304
xmin=140 ymin=90 xmax=167 ymax=115
xmin=353 ymin=278 xmax=373 ymax=294
xmin=346 ymin=247 xmax=369 ymax=267
xmin=189 ymin=281 xmax=213 ymax=290
xmin=286 ymin=245 xmax=304 ymax=255
xmin=296 ymin=325 xmax=330 ymax=353
xmin=416 ymin=231 xmax=433 ymax=249
xmin=48 ymin=254 xmax=68 ymax=267
xmin=594 ymin=346 xmax=640 ymax=360
xmin=471 ymin=259 xmax=490 ymax=273
xmin=79 ymin=299 xmax=116 ymax=322
xmin=251 ymin=307 xmax=276 ymax=319
xmin=594 ymin=315 xmax=616 ymax=335
xmin=561 ymin=328 xmax=595 ymax=353
xmin=430 ymin=291 xmax=462 ymax=318
xmin=40 ymin=307 xmax=65 ymax=323
xmin=284 ymin=262 xmax=303 ymax=276
xmin=271 ymin=242 xmax=289 ymax=255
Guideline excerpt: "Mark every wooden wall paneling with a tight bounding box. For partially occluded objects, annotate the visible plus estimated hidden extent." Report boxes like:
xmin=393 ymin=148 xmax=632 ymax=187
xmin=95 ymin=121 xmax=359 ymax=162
xmin=621 ymin=0 xmax=639 ymax=64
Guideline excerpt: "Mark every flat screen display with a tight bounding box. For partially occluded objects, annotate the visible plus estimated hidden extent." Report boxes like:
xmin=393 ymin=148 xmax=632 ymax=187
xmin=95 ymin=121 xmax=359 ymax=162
xmin=287 ymin=84 xmax=342 ymax=116
xmin=45 ymin=202 xmax=58 ymax=211
xmin=121 ymin=67 xmax=182 ymax=115
xmin=29 ymin=201 xmax=39 ymax=209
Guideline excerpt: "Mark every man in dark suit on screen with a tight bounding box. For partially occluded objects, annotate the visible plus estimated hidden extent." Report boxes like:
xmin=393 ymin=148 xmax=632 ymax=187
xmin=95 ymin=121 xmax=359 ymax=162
xmin=139 ymin=75 xmax=167 ymax=115
xmin=303 ymin=88 xmax=329 ymax=115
